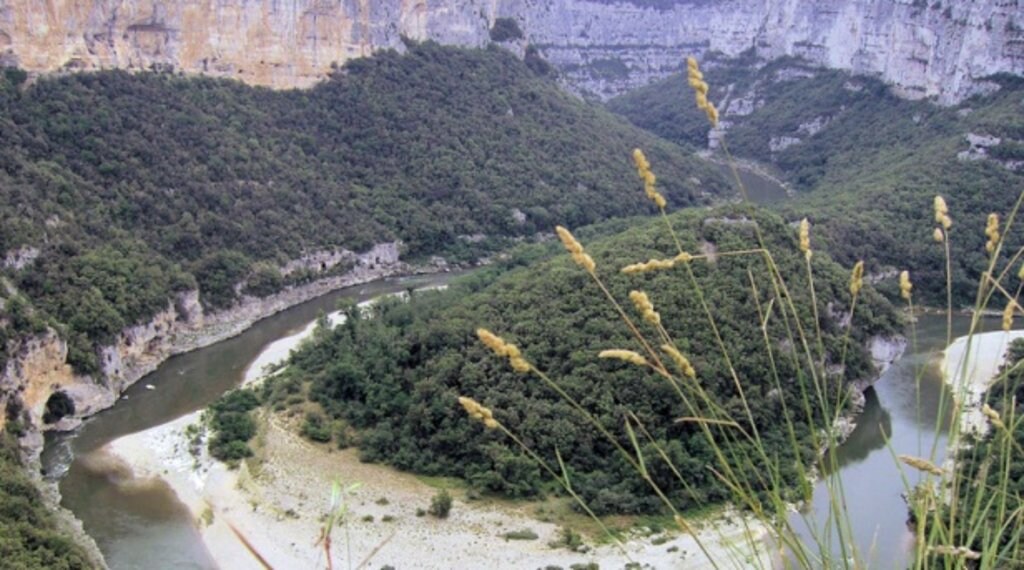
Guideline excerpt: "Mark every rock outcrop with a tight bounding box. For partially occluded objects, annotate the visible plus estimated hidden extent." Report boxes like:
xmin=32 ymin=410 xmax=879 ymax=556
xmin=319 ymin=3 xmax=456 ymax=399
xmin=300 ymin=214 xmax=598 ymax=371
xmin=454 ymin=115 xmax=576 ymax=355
xmin=0 ymin=241 xmax=408 ymax=439
xmin=1 ymin=1 xmax=1021 ymax=103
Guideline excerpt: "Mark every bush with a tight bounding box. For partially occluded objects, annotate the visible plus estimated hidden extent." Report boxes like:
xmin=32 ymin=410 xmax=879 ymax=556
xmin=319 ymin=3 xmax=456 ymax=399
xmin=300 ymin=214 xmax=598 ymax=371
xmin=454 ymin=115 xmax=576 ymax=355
xmin=428 ymin=489 xmax=452 ymax=519
xmin=0 ymin=433 xmax=94 ymax=567
xmin=502 ymin=528 xmax=539 ymax=541
xmin=194 ymin=250 xmax=251 ymax=309
xmin=549 ymin=526 xmax=584 ymax=551
xmin=301 ymin=412 xmax=333 ymax=443
xmin=208 ymin=389 xmax=260 ymax=461
xmin=489 ymin=18 xmax=524 ymax=42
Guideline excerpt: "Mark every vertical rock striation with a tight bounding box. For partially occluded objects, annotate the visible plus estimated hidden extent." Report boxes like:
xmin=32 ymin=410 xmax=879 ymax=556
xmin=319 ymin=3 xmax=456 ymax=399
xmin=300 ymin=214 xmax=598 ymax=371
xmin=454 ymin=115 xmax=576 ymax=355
xmin=0 ymin=0 xmax=1021 ymax=103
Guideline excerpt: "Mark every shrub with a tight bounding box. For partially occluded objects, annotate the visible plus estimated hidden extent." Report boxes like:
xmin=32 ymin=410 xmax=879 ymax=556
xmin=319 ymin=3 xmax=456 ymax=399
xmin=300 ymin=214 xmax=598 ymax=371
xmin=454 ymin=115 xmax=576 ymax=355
xmin=549 ymin=526 xmax=584 ymax=551
xmin=428 ymin=489 xmax=452 ymax=519
xmin=208 ymin=389 xmax=260 ymax=462
xmin=489 ymin=18 xmax=524 ymax=42
xmin=502 ymin=528 xmax=539 ymax=541
xmin=301 ymin=412 xmax=332 ymax=443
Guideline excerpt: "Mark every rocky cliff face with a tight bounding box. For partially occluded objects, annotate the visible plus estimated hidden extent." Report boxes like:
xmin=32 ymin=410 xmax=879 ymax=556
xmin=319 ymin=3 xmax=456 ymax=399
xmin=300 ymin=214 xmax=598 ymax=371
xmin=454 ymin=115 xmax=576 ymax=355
xmin=0 ymin=1 xmax=1021 ymax=102
xmin=0 ymin=241 xmax=407 ymax=441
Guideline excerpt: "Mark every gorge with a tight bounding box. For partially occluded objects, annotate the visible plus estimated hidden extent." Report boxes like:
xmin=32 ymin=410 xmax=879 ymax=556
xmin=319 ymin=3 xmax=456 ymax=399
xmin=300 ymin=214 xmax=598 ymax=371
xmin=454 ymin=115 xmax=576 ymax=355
xmin=2 ymin=1 xmax=1024 ymax=568
xmin=1 ymin=0 xmax=1022 ymax=102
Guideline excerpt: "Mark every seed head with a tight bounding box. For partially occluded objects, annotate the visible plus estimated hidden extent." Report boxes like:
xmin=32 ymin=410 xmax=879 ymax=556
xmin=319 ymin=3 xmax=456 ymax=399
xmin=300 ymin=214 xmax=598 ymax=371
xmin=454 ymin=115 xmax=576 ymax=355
xmin=933 ymin=196 xmax=948 ymax=221
xmin=798 ymin=218 xmax=811 ymax=260
xmin=686 ymin=57 xmax=719 ymax=127
xmin=899 ymin=455 xmax=944 ymax=476
xmin=933 ymin=227 xmax=944 ymax=243
xmin=899 ymin=271 xmax=912 ymax=301
xmin=674 ymin=251 xmax=693 ymax=263
xmin=632 ymin=149 xmax=667 ymax=209
xmin=632 ymin=148 xmax=650 ymax=175
xmin=705 ymin=103 xmax=719 ymax=127
xmin=476 ymin=328 xmax=532 ymax=374
xmin=928 ymin=545 xmax=981 ymax=561
xmin=555 ymin=225 xmax=583 ymax=255
xmin=509 ymin=356 xmax=531 ymax=373
xmin=982 ymin=403 xmax=1006 ymax=431
xmin=477 ymin=328 xmax=510 ymax=357
xmin=621 ymin=258 xmax=675 ymax=274
xmin=629 ymin=290 xmax=661 ymax=326
xmin=849 ymin=261 xmax=864 ymax=296
xmin=933 ymin=196 xmax=952 ymax=230
xmin=1003 ymin=301 xmax=1017 ymax=331
xmin=598 ymin=349 xmax=648 ymax=367
xmin=555 ymin=226 xmax=596 ymax=273
xmin=457 ymin=396 xmax=499 ymax=429
xmin=661 ymin=344 xmax=697 ymax=379
xmin=985 ymin=213 xmax=1000 ymax=254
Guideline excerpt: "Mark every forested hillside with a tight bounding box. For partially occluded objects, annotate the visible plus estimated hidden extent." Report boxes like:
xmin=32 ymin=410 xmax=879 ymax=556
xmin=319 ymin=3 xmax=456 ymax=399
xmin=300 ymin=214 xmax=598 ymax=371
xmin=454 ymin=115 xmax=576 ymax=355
xmin=260 ymin=206 xmax=900 ymax=514
xmin=0 ymin=42 xmax=730 ymax=375
xmin=0 ymin=433 xmax=94 ymax=568
xmin=609 ymin=57 xmax=1024 ymax=306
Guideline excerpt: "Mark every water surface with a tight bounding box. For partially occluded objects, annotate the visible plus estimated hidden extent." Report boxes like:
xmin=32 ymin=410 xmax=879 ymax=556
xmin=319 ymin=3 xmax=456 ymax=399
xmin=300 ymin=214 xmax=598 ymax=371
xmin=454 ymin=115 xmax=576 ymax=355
xmin=790 ymin=314 xmax=1010 ymax=568
xmin=43 ymin=273 xmax=461 ymax=569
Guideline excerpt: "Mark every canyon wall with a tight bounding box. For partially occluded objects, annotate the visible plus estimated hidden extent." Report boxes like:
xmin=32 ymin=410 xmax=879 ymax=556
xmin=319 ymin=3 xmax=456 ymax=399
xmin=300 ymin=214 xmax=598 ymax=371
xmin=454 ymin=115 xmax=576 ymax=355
xmin=0 ymin=241 xmax=407 ymax=440
xmin=0 ymin=1 xmax=1021 ymax=102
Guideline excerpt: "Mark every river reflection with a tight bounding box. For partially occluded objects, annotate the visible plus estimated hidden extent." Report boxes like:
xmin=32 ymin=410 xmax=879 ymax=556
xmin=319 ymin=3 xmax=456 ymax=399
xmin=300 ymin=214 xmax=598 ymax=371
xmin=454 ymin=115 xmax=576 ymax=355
xmin=790 ymin=314 xmax=1007 ymax=569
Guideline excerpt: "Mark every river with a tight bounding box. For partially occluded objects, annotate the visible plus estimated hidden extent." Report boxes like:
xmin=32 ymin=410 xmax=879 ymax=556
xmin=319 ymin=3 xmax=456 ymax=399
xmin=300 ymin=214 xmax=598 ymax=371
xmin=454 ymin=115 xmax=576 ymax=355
xmin=39 ymin=166 xmax=983 ymax=569
xmin=789 ymin=314 xmax=1012 ymax=569
xmin=42 ymin=273 xmax=462 ymax=570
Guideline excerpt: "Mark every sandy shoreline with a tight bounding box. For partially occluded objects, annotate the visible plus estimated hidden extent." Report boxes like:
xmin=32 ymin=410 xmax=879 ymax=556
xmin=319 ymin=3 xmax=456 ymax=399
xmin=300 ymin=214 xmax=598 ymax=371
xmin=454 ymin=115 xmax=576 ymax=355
xmin=103 ymin=285 xmax=772 ymax=569
xmin=941 ymin=329 xmax=1024 ymax=433
xmin=107 ymin=411 xmax=770 ymax=569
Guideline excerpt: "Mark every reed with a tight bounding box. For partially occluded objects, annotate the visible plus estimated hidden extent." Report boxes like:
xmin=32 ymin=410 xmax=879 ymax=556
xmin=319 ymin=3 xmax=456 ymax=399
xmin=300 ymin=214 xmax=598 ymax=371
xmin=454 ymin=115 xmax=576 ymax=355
xmin=459 ymin=56 xmax=1024 ymax=569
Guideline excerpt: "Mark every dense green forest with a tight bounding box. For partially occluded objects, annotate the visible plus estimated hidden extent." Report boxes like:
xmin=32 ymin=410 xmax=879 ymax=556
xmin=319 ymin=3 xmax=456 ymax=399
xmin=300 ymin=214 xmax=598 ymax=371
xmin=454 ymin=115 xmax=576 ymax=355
xmin=0 ymin=433 xmax=94 ymax=569
xmin=0 ymin=41 xmax=730 ymax=375
xmin=608 ymin=56 xmax=1024 ymax=306
xmin=262 ymin=206 xmax=900 ymax=514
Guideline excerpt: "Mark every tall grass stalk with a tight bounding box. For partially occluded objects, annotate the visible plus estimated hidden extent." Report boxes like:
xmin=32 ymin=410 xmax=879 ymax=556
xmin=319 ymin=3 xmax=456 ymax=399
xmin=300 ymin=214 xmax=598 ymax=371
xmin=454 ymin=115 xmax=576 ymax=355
xmin=456 ymin=57 xmax=1024 ymax=569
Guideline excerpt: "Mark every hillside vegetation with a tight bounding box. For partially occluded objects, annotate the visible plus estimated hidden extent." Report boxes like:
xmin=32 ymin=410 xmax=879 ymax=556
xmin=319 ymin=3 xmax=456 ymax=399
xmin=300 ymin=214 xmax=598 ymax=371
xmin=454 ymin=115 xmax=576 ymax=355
xmin=938 ymin=339 xmax=1024 ymax=566
xmin=0 ymin=433 xmax=94 ymax=569
xmin=0 ymin=42 xmax=729 ymax=375
xmin=609 ymin=57 xmax=1024 ymax=306
xmin=262 ymin=206 xmax=900 ymax=514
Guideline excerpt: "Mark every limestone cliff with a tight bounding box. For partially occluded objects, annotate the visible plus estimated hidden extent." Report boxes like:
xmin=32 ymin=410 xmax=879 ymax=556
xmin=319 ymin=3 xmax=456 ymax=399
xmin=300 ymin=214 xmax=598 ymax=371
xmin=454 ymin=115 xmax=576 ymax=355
xmin=0 ymin=241 xmax=407 ymax=439
xmin=0 ymin=1 xmax=1021 ymax=102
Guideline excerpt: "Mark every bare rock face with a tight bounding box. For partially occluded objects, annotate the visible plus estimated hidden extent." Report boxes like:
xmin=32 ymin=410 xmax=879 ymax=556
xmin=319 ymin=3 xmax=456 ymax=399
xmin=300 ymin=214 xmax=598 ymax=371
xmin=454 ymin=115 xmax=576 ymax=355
xmin=0 ymin=241 xmax=408 ymax=441
xmin=1 ymin=1 xmax=1020 ymax=103
xmin=0 ymin=331 xmax=113 ymax=432
xmin=3 ymin=246 xmax=39 ymax=270
xmin=0 ymin=0 xmax=495 ymax=88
